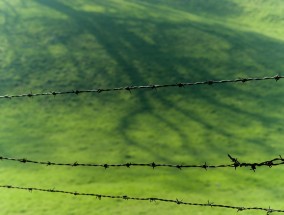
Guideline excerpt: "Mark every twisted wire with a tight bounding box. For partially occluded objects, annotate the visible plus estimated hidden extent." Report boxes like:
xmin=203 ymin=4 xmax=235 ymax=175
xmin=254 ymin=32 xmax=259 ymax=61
xmin=0 ymin=74 xmax=282 ymax=99
xmin=0 ymin=185 xmax=280 ymax=214
xmin=1 ymin=154 xmax=283 ymax=171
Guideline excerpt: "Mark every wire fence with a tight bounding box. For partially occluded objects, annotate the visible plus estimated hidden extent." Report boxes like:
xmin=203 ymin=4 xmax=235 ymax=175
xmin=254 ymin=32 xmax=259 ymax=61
xmin=2 ymin=74 xmax=284 ymax=214
xmin=0 ymin=185 xmax=280 ymax=214
xmin=0 ymin=74 xmax=282 ymax=100
xmin=1 ymin=154 xmax=283 ymax=171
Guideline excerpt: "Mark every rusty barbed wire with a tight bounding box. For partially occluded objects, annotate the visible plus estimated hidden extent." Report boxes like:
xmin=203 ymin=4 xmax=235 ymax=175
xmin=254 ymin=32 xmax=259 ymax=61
xmin=0 ymin=74 xmax=282 ymax=99
xmin=1 ymin=154 xmax=284 ymax=171
xmin=0 ymin=184 xmax=281 ymax=214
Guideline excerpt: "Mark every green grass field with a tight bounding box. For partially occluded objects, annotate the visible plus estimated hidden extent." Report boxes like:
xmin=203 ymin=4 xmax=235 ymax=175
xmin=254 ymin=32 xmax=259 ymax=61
xmin=0 ymin=0 xmax=284 ymax=214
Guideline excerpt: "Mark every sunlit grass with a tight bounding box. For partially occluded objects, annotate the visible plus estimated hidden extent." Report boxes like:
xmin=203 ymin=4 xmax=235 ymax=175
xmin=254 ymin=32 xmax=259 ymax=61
xmin=0 ymin=0 xmax=283 ymax=214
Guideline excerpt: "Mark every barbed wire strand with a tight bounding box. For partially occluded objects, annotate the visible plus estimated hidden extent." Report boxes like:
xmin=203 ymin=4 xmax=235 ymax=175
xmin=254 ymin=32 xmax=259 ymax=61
xmin=0 ymin=185 xmax=280 ymax=214
xmin=0 ymin=75 xmax=282 ymax=99
xmin=1 ymin=154 xmax=283 ymax=171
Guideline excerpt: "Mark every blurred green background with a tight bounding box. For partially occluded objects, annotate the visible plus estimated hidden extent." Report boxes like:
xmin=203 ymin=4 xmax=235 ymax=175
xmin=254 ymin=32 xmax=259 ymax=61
xmin=0 ymin=0 xmax=284 ymax=214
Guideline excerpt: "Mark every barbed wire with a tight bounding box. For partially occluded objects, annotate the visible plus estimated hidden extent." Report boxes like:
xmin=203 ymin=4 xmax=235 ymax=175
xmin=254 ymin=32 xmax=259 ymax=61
xmin=0 ymin=185 xmax=280 ymax=214
xmin=0 ymin=74 xmax=282 ymax=99
xmin=1 ymin=154 xmax=283 ymax=171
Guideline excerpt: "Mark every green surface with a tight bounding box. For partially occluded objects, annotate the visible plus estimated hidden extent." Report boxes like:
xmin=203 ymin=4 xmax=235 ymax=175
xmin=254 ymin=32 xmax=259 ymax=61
xmin=0 ymin=0 xmax=284 ymax=214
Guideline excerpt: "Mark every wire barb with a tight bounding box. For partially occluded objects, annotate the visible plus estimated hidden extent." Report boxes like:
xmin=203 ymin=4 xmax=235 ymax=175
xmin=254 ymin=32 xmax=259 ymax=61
xmin=228 ymin=154 xmax=240 ymax=169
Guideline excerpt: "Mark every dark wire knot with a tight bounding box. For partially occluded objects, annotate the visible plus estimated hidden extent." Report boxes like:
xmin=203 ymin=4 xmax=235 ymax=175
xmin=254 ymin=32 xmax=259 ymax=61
xmin=176 ymin=199 xmax=182 ymax=205
xmin=73 ymin=90 xmax=80 ymax=95
xmin=250 ymin=164 xmax=256 ymax=172
xmin=206 ymin=80 xmax=214 ymax=85
xmin=20 ymin=158 xmax=27 ymax=163
xmin=72 ymin=162 xmax=78 ymax=167
xmin=274 ymin=74 xmax=281 ymax=81
xmin=228 ymin=154 xmax=240 ymax=169
xmin=202 ymin=162 xmax=208 ymax=170
xmin=237 ymin=207 xmax=245 ymax=212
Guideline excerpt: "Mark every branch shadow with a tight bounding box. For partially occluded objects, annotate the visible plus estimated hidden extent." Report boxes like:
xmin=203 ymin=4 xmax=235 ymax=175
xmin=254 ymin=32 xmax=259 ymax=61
xmin=35 ymin=0 xmax=284 ymax=161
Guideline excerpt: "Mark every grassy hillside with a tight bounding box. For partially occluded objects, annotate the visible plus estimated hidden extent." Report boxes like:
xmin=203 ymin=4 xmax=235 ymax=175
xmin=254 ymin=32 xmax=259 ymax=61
xmin=0 ymin=0 xmax=284 ymax=214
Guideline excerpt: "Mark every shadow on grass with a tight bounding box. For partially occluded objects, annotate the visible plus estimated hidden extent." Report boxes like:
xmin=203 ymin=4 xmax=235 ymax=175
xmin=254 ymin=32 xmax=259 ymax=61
xmin=145 ymin=0 xmax=243 ymax=18
xmin=32 ymin=0 xmax=284 ymax=161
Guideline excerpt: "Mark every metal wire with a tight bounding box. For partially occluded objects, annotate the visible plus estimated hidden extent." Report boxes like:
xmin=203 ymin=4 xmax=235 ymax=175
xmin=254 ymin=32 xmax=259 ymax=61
xmin=0 ymin=74 xmax=282 ymax=99
xmin=0 ymin=185 xmax=280 ymax=214
xmin=1 ymin=154 xmax=283 ymax=171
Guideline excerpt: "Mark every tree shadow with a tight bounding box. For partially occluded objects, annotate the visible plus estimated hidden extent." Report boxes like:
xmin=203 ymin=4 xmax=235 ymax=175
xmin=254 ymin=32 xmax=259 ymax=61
xmin=34 ymin=0 xmax=284 ymax=161
xmin=145 ymin=0 xmax=243 ymax=18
